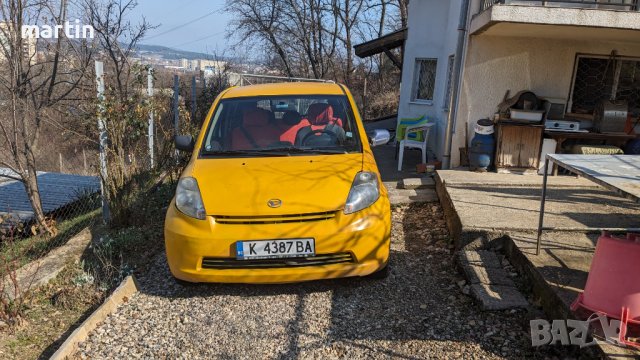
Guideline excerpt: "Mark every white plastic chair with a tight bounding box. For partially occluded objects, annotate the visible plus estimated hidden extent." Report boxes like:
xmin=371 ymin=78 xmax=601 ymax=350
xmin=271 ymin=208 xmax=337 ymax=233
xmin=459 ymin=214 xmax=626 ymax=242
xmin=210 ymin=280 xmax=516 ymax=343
xmin=398 ymin=123 xmax=434 ymax=171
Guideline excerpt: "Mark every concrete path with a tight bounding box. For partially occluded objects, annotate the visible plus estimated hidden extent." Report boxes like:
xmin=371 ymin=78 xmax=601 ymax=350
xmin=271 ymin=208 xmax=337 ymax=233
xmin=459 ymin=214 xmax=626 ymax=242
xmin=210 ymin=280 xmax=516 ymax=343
xmin=439 ymin=171 xmax=640 ymax=233
xmin=373 ymin=144 xmax=426 ymax=183
xmin=2 ymin=227 xmax=93 ymax=300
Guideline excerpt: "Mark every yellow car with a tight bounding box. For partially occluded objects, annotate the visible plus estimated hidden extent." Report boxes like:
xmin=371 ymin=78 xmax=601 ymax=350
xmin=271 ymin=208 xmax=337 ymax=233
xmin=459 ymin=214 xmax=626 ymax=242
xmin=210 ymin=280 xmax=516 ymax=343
xmin=164 ymin=82 xmax=391 ymax=284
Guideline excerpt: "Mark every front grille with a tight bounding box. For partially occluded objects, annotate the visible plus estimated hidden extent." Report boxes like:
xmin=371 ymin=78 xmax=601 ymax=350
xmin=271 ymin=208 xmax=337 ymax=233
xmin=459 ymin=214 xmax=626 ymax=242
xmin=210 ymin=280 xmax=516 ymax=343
xmin=201 ymin=252 xmax=354 ymax=269
xmin=212 ymin=211 xmax=336 ymax=225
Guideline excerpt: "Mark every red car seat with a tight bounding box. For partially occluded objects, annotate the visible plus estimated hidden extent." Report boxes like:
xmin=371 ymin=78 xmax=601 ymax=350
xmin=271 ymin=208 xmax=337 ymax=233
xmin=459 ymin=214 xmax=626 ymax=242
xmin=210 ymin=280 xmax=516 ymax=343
xmin=295 ymin=104 xmax=346 ymax=146
xmin=231 ymin=109 xmax=280 ymax=150
xmin=306 ymin=103 xmax=343 ymax=128
xmin=278 ymin=111 xmax=311 ymax=145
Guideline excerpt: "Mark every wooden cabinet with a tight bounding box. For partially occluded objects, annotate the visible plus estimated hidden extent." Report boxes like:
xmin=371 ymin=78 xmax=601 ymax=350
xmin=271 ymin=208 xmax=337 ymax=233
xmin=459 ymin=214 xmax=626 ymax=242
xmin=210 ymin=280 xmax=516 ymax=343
xmin=495 ymin=123 xmax=544 ymax=173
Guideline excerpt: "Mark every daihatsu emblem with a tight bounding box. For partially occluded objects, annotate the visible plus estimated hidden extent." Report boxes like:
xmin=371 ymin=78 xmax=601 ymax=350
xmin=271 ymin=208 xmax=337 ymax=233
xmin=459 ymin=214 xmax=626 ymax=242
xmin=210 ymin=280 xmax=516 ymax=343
xmin=268 ymin=199 xmax=282 ymax=208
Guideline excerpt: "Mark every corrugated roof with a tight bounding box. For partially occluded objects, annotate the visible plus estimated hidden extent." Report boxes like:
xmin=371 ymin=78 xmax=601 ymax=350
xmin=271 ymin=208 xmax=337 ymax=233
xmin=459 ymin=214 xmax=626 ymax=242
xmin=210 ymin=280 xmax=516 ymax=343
xmin=0 ymin=169 xmax=100 ymax=223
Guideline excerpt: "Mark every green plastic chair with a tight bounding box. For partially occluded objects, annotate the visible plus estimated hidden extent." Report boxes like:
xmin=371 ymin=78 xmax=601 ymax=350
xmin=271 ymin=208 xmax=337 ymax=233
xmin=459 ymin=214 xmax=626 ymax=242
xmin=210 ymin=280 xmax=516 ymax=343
xmin=396 ymin=115 xmax=429 ymax=143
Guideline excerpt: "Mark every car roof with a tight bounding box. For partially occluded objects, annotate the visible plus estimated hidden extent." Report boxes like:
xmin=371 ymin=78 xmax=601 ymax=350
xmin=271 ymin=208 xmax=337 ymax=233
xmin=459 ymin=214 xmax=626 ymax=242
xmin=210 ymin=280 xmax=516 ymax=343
xmin=222 ymin=82 xmax=345 ymax=98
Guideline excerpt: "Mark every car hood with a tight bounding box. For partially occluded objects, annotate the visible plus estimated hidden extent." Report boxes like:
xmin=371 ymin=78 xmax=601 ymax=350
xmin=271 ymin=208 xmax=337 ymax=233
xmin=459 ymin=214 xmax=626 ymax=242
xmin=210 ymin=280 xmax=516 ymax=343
xmin=191 ymin=154 xmax=363 ymax=216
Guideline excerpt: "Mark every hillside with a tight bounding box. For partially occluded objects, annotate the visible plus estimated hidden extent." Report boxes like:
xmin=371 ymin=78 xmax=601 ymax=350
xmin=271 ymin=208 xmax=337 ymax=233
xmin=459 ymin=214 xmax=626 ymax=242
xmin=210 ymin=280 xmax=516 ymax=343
xmin=135 ymin=44 xmax=216 ymax=60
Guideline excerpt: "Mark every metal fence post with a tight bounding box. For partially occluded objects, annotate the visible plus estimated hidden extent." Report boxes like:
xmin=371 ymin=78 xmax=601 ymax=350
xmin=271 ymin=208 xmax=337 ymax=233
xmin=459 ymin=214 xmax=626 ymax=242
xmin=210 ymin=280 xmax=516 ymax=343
xmin=191 ymin=75 xmax=197 ymax=123
xmin=95 ymin=61 xmax=110 ymax=223
xmin=173 ymin=74 xmax=180 ymax=159
xmin=173 ymin=74 xmax=180 ymax=134
xmin=147 ymin=67 xmax=155 ymax=168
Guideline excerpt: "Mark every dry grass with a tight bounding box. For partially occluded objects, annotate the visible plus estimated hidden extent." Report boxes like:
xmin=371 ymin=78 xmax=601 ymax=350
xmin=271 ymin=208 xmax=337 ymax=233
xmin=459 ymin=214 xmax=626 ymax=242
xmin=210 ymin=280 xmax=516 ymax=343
xmin=0 ymin=264 xmax=103 ymax=359
xmin=0 ymin=182 xmax=173 ymax=359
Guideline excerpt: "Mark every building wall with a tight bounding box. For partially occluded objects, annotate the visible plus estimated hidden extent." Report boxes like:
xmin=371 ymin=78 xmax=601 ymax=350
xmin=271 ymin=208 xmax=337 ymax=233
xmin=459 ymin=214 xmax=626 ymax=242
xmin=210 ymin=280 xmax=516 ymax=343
xmin=451 ymin=35 xmax=640 ymax=167
xmin=398 ymin=0 xmax=462 ymax=160
xmin=0 ymin=22 xmax=36 ymax=65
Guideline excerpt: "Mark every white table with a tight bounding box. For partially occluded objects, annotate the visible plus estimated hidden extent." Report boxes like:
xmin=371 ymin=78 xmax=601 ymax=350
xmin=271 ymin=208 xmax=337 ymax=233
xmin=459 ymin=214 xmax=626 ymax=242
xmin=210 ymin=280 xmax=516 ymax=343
xmin=536 ymin=154 xmax=640 ymax=255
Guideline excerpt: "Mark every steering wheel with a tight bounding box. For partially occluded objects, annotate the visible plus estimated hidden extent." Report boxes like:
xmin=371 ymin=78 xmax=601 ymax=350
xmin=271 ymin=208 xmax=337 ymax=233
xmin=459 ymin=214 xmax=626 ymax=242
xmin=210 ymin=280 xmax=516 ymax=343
xmin=300 ymin=129 xmax=339 ymax=147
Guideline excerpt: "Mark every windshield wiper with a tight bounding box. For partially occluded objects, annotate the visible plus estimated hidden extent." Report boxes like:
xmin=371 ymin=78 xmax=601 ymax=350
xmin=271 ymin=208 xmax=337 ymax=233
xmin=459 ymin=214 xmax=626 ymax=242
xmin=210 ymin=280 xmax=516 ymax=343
xmin=202 ymin=148 xmax=349 ymax=157
xmin=202 ymin=150 xmax=286 ymax=157
xmin=259 ymin=147 xmax=348 ymax=155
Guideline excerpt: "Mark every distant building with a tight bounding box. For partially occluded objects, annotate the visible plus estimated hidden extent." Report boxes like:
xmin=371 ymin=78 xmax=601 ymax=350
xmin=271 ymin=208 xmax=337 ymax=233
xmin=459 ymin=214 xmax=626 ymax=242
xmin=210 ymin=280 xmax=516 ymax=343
xmin=180 ymin=58 xmax=193 ymax=70
xmin=178 ymin=58 xmax=227 ymax=72
xmin=199 ymin=59 xmax=226 ymax=71
xmin=0 ymin=22 xmax=37 ymax=65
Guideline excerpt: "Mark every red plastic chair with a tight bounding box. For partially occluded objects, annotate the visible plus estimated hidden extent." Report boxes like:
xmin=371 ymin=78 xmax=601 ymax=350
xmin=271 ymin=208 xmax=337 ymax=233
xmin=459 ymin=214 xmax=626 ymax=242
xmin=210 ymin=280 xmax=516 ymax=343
xmin=571 ymin=232 xmax=640 ymax=349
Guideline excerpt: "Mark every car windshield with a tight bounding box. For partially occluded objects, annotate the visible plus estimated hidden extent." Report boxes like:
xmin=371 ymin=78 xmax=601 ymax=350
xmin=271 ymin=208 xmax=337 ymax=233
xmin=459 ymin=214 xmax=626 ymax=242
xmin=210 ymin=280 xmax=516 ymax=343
xmin=201 ymin=95 xmax=362 ymax=156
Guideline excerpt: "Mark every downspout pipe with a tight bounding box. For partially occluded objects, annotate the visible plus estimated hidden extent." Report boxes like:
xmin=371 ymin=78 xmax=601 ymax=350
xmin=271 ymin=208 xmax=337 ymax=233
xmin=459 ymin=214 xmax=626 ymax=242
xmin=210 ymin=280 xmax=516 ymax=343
xmin=442 ymin=0 xmax=470 ymax=169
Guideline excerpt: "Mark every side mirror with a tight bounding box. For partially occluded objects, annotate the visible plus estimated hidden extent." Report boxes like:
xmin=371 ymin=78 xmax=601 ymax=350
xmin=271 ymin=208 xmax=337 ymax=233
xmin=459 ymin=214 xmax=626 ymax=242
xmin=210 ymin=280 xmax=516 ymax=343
xmin=367 ymin=129 xmax=391 ymax=148
xmin=175 ymin=135 xmax=194 ymax=152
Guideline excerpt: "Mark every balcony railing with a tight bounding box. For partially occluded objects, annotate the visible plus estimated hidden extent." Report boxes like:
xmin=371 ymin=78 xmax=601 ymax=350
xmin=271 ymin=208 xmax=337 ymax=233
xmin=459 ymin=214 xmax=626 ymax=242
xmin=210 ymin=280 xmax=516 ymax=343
xmin=480 ymin=0 xmax=640 ymax=13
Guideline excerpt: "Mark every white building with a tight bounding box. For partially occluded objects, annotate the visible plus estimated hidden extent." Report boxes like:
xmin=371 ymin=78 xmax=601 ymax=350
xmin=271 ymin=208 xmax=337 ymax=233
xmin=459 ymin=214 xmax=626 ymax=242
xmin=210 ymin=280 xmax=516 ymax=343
xmin=373 ymin=0 xmax=640 ymax=168
xmin=0 ymin=22 xmax=37 ymax=65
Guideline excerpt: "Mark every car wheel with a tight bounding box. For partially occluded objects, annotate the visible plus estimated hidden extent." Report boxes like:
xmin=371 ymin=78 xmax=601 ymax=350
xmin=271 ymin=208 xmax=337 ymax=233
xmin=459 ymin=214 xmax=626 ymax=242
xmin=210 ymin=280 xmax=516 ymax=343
xmin=367 ymin=264 xmax=390 ymax=279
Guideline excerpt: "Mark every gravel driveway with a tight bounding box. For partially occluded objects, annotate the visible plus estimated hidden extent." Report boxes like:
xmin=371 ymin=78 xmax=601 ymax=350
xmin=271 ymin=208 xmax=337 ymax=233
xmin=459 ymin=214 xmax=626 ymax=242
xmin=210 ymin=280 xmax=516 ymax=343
xmin=76 ymin=203 xmax=581 ymax=359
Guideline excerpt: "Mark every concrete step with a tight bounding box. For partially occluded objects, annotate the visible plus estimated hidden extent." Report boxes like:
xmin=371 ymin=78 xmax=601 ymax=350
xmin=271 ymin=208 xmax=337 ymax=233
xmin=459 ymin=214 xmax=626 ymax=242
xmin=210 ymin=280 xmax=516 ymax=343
xmin=385 ymin=187 xmax=438 ymax=205
xmin=458 ymin=250 xmax=529 ymax=311
xmin=399 ymin=177 xmax=435 ymax=190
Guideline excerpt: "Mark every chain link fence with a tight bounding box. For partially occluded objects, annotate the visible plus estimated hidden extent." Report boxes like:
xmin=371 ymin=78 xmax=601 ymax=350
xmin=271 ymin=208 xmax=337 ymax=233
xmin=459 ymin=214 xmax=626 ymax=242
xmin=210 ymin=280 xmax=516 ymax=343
xmin=0 ymin=73 xmax=195 ymax=323
xmin=0 ymin=157 xmax=102 ymax=320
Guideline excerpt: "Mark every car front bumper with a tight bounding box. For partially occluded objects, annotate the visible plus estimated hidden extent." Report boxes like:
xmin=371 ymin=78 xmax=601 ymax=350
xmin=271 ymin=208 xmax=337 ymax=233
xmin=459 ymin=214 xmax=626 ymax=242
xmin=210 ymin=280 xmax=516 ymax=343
xmin=164 ymin=197 xmax=391 ymax=284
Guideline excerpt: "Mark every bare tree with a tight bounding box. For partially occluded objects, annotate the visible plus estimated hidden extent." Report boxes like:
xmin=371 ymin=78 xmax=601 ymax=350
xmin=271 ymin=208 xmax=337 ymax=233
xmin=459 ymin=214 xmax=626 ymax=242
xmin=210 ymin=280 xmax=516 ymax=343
xmin=226 ymin=0 xmax=341 ymax=80
xmin=389 ymin=0 xmax=408 ymax=29
xmin=226 ymin=0 xmax=295 ymax=77
xmin=280 ymin=0 xmax=338 ymax=79
xmin=225 ymin=0 xmax=405 ymax=118
xmin=331 ymin=0 xmax=366 ymax=85
xmin=0 ymin=0 xmax=93 ymax=235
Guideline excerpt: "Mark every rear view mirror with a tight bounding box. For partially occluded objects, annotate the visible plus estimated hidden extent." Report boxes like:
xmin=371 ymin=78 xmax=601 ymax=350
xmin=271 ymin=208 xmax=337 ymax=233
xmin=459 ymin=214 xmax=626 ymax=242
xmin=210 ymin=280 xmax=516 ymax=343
xmin=175 ymin=135 xmax=194 ymax=152
xmin=367 ymin=129 xmax=391 ymax=148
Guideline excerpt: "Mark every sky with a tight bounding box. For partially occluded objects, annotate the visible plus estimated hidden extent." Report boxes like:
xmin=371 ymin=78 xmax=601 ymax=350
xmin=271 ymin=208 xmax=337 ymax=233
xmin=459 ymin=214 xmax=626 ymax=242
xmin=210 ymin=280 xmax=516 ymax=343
xmin=129 ymin=0 xmax=231 ymax=54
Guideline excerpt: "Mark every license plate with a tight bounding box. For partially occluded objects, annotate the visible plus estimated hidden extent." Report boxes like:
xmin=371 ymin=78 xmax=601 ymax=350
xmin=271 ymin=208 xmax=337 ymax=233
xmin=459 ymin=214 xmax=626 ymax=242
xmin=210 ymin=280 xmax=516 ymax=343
xmin=236 ymin=239 xmax=315 ymax=260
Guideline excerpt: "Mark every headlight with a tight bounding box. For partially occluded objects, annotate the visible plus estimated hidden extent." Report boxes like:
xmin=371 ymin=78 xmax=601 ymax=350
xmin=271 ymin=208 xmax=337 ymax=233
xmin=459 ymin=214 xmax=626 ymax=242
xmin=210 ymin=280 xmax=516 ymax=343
xmin=175 ymin=177 xmax=206 ymax=220
xmin=344 ymin=172 xmax=380 ymax=215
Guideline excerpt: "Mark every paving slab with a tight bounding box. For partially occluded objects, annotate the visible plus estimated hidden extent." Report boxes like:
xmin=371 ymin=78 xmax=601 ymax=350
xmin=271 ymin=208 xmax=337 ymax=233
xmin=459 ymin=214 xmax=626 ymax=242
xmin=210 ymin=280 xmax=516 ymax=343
xmin=384 ymin=182 xmax=438 ymax=205
xmin=461 ymin=263 xmax=515 ymax=287
xmin=459 ymin=250 xmax=502 ymax=268
xmin=470 ymin=283 xmax=529 ymax=311
xmin=400 ymin=177 xmax=435 ymax=190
